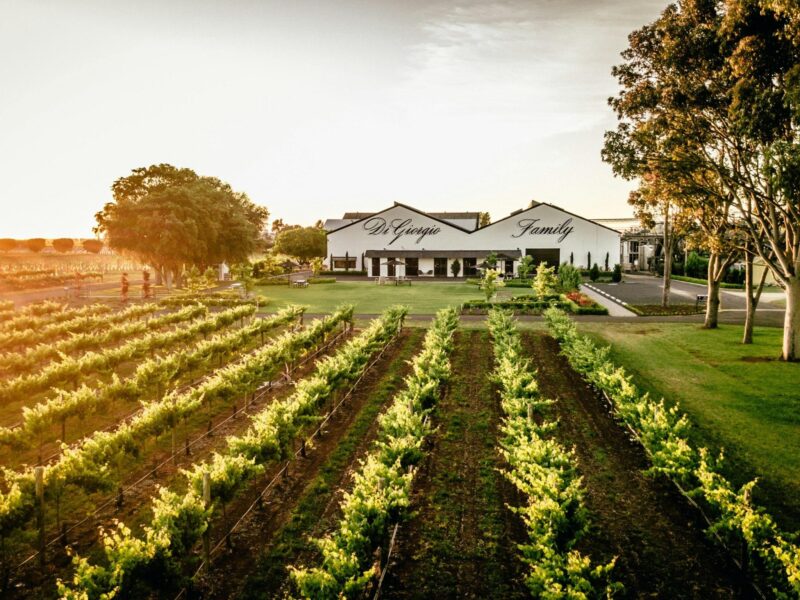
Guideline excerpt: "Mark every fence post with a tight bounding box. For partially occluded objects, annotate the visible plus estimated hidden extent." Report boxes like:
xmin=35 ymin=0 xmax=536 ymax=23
xmin=203 ymin=471 xmax=211 ymax=572
xmin=35 ymin=466 xmax=45 ymax=568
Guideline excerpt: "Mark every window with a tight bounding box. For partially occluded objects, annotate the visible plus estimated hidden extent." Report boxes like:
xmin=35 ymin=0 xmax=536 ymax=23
xmin=332 ymin=256 xmax=357 ymax=270
xmin=628 ymin=241 xmax=639 ymax=265
xmin=406 ymin=257 xmax=419 ymax=276
xmin=371 ymin=257 xmax=380 ymax=276
xmin=463 ymin=257 xmax=477 ymax=277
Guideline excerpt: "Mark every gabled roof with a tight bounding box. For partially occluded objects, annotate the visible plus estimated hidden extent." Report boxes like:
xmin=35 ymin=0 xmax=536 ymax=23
xmin=327 ymin=202 xmax=621 ymax=236
xmin=327 ymin=202 xmax=477 ymax=235
xmin=343 ymin=210 xmax=479 ymax=220
xmin=477 ymin=202 xmax=620 ymax=234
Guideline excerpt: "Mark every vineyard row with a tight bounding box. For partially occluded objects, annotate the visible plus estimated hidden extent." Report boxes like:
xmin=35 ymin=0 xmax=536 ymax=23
xmin=0 ymin=304 xmax=210 ymax=403
xmin=291 ymin=306 xmax=459 ymax=599
xmin=0 ymin=305 xmax=353 ymax=548
xmin=58 ymin=305 xmax=406 ymax=599
xmin=544 ymin=307 xmax=799 ymax=597
xmin=488 ymin=308 xmax=619 ymax=596
xmin=0 ymin=302 xmax=158 ymax=352
xmin=0 ymin=304 xmax=300 ymax=450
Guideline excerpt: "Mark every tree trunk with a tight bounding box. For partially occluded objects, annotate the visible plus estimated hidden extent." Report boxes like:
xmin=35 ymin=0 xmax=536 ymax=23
xmin=704 ymin=253 xmax=721 ymax=329
xmin=742 ymin=248 xmax=767 ymax=345
xmin=743 ymin=251 xmax=756 ymax=344
xmin=782 ymin=277 xmax=800 ymax=361
xmin=661 ymin=204 xmax=672 ymax=308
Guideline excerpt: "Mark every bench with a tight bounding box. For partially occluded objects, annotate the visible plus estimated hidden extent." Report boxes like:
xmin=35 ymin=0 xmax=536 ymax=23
xmin=292 ymin=279 xmax=308 ymax=288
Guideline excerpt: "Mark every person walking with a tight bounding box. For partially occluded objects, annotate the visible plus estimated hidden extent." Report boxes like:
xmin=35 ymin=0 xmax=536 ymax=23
xmin=121 ymin=272 xmax=129 ymax=303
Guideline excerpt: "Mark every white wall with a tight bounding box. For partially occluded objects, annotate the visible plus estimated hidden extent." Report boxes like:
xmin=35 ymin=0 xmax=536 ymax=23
xmin=326 ymin=203 xmax=620 ymax=272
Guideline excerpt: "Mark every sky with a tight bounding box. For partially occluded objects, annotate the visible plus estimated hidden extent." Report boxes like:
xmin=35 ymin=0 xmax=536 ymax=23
xmin=0 ymin=0 xmax=667 ymax=238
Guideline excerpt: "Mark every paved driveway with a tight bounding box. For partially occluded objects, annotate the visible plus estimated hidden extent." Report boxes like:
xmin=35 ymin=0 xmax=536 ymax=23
xmin=591 ymin=273 xmax=785 ymax=326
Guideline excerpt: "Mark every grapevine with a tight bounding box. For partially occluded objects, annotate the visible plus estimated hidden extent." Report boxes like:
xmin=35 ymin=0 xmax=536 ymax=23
xmin=544 ymin=307 xmax=800 ymax=597
xmin=488 ymin=308 xmax=620 ymax=598
xmin=0 ymin=303 xmax=159 ymax=352
xmin=0 ymin=303 xmax=111 ymax=334
xmin=57 ymin=305 xmax=405 ymax=599
xmin=290 ymin=307 xmax=457 ymax=599
xmin=0 ymin=305 xmax=353 ymax=547
xmin=0 ymin=304 xmax=209 ymax=403
xmin=0 ymin=300 xmax=69 ymax=324
xmin=0 ymin=305 xmax=300 ymax=449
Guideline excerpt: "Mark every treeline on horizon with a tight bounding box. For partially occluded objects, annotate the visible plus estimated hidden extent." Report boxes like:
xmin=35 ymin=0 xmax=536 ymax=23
xmin=0 ymin=238 xmax=104 ymax=254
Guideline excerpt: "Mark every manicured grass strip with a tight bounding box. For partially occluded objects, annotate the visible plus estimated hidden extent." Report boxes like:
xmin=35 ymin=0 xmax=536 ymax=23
xmin=578 ymin=321 xmax=800 ymax=529
xmin=671 ymin=275 xmax=744 ymax=289
xmin=256 ymin=281 xmax=480 ymax=314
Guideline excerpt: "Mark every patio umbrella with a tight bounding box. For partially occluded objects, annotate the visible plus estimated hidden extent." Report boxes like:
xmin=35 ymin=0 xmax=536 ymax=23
xmin=380 ymin=258 xmax=406 ymax=278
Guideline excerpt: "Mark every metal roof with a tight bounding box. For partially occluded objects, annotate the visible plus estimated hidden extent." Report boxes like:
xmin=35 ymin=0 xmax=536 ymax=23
xmin=343 ymin=211 xmax=480 ymax=220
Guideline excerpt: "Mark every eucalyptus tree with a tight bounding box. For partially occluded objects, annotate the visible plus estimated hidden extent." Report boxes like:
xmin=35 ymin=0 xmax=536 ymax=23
xmin=603 ymin=0 xmax=738 ymax=327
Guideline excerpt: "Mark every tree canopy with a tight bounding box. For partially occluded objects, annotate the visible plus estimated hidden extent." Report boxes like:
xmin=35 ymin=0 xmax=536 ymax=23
xmin=274 ymin=227 xmax=327 ymax=262
xmin=52 ymin=238 xmax=75 ymax=253
xmin=603 ymin=0 xmax=800 ymax=359
xmin=95 ymin=164 xmax=268 ymax=282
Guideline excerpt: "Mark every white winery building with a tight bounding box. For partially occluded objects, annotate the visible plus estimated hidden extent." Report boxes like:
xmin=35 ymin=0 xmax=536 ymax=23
xmin=323 ymin=202 xmax=621 ymax=277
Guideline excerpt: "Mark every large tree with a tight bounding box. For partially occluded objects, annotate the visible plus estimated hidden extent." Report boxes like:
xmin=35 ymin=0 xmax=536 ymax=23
xmin=95 ymin=164 xmax=268 ymax=288
xmin=274 ymin=227 xmax=327 ymax=262
xmin=603 ymin=0 xmax=738 ymax=327
xmin=606 ymin=0 xmax=800 ymax=359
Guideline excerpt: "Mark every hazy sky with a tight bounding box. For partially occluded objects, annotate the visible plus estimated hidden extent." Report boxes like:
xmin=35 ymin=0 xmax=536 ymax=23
xmin=0 ymin=0 xmax=666 ymax=237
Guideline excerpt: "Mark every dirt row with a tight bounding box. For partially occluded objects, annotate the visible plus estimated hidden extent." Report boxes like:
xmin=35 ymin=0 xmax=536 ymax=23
xmin=381 ymin=330 xmax=529 ymax=600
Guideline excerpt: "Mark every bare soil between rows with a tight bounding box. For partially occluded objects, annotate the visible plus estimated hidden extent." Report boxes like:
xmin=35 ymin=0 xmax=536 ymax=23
xmin=380 ymin=330 xmax=529 ymax=600
xmin=524 ymin=332 xmax=753 ymax=599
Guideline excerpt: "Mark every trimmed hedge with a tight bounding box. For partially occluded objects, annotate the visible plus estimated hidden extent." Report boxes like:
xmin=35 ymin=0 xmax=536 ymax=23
xmin=671 ymin=275 xmax=745 ymax=289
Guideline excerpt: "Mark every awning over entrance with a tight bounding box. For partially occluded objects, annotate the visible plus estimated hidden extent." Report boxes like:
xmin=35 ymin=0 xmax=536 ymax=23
xmin=364 ymin=249 xmax=522 ymax=259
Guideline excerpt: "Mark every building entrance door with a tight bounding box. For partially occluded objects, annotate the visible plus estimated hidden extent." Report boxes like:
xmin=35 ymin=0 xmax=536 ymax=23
xmin=525 ymin=249 xmax=561 ymax=270
xmin=387 ymin=258 xmax=396 ymax=277
xmin=371 ymin=257 xmax=380 ymax=277
xmin=434 ymin=257 xmax=447 ymax=277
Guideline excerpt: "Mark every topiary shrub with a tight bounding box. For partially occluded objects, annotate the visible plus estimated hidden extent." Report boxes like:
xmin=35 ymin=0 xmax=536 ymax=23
xmin=589 ymin=263 xmax=600 ymax=282
xmin=612 ymin=264 xmax=622 ymax=283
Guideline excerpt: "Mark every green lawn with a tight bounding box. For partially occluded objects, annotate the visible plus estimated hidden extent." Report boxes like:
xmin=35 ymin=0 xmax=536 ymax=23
xmin=255 ymin=281 xmax=493 ymax=314
xmin=579 ymin=322 xmax=800 ymax=530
